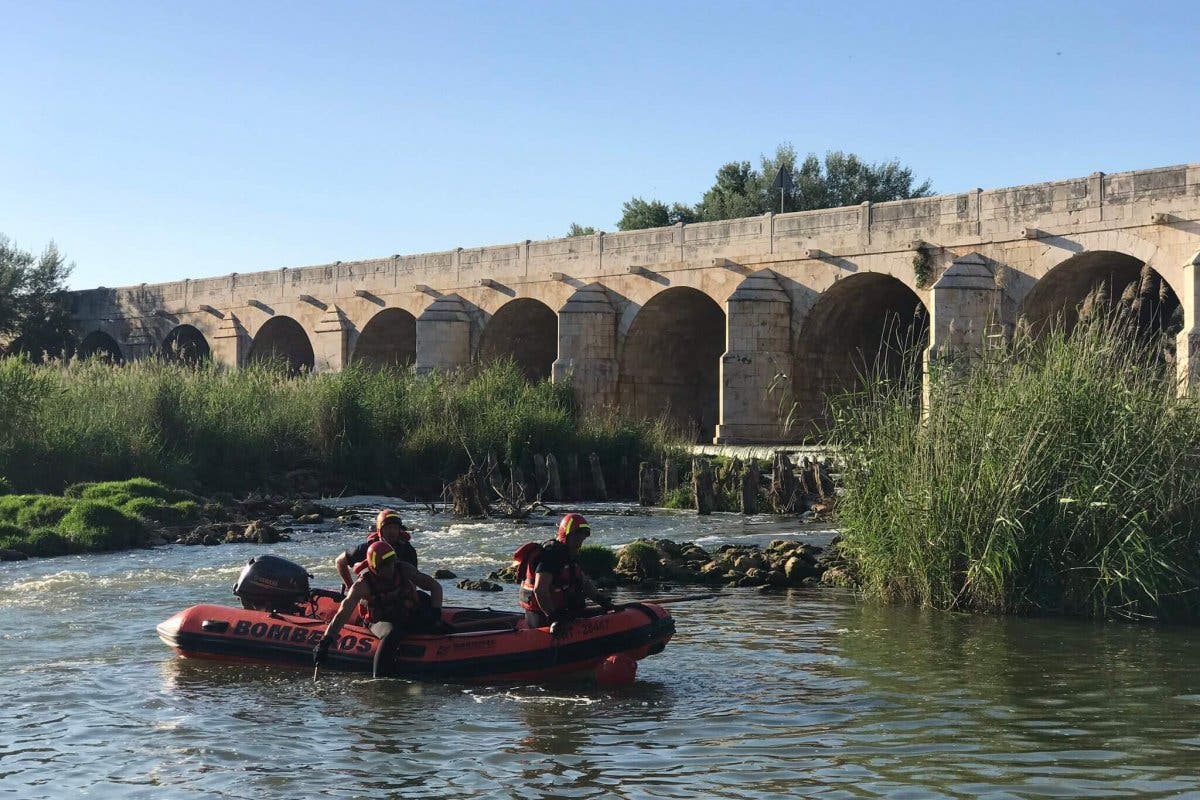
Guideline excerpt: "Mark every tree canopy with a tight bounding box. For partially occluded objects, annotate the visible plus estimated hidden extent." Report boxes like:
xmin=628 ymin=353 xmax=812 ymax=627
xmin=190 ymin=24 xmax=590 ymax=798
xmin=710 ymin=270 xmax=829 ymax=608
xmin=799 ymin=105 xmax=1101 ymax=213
xmin=601 ymin=145 xmax=933 ymax=231
xmin=0 ymin=236 xmax=75 ymax=360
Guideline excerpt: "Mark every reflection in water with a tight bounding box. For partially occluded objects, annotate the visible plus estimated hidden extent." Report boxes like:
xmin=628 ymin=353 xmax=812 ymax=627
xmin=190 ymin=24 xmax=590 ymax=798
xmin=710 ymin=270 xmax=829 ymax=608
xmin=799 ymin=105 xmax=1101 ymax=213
xmin=2 ymin=503 xmax=1199 ymax=799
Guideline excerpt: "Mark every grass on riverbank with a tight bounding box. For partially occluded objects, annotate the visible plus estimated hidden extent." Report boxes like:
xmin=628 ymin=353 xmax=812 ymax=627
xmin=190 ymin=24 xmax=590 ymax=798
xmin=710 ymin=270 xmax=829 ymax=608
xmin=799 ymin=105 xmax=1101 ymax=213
xmin=0 ymin=478 xmax=200 ymax=556
xmin=0 ymin=357 xmax=679 ymax=498
xmin=831 ymin=317 xmax=1200 ymax=622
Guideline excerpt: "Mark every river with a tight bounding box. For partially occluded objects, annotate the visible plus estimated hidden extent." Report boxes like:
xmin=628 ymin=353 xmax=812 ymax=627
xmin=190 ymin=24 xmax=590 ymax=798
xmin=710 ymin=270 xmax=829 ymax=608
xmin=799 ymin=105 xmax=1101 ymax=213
xmin=2 ymin=499 xmax=1198 ymax=798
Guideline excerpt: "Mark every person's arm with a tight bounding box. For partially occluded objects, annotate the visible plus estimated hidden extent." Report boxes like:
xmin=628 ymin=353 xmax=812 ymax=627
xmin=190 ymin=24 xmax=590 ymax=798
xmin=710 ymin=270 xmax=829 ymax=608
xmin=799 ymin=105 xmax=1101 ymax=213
xmin=335 ymin=551 xmax=354 ymax=590
xmin=580 ymin=574 xmax=615 ymax=610
xmin=315 ymin=582 xmax=366 ymax=664
xmin=407 ymin=566 xmax=443 ymax=610
xmin=532 ymin=570 xmax=559 ymax=617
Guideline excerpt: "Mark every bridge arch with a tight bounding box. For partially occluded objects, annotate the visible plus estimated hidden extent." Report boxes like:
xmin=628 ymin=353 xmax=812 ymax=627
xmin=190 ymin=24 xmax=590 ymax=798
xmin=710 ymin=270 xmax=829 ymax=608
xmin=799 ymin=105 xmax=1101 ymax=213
xmin=77 ymin=330 xmax=124 ymax=363
xmin=161 ymin=324 xmax=210 ymax=364
xmin=1020 ymin=249 xmax=1179 ymax=341
xmin=476 ymin=298 xmax=558 ymax=380
xmin=793 ymin=272 xmax=928 ymax=437
xmin=247 ymin=316 xmax=314 ymax=373
xmin=353 ymin=307 xmax=416 ymax=368
xmin=618 ymin=286 xmax=725 ymax=441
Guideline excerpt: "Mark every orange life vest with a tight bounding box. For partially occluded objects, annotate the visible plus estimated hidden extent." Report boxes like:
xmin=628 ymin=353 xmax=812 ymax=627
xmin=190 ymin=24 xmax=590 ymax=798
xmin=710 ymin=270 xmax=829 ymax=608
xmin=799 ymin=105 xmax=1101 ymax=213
xmin=515 ymin=540 xmax=585 ymax=615
xmin=352 ymin=559 xmax=418 ymax=626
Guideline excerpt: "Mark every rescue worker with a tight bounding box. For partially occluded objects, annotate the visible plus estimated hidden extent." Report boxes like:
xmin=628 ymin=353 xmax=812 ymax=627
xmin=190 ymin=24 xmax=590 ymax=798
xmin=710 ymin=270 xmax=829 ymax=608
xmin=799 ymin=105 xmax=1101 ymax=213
xmin=335 ymin=509 xmax=419 ymax=590
xmin=314 ymin=540 xmax=443 ymax=676
xmin=516 ymin=513 xmax=616 ymax=631
xmin=334 ymin=508 xmax=442 ymax=638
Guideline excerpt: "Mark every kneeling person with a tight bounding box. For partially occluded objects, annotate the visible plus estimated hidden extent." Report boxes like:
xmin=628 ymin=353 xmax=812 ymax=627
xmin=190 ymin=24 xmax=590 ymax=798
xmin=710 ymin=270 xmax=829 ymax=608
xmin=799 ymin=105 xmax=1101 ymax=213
xmin=315 ymin=541 xmax=443 ymax=674
xmin=516 ymin=513 xmax=615 ymax=630
xmin=335 ymin=508 xmax=418 ymax=590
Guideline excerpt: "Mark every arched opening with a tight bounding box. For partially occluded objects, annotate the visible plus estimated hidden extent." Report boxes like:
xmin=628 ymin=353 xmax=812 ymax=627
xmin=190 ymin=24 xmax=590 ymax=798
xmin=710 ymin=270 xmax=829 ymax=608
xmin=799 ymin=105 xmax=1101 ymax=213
xmin=161 ymin=325 xmax=210 ymax=364
xmin=247 ymin=316 xmax=314 ymax=374
xmin=1019 ymin=251 xmax=1180 ymax=344
xmin=793 ymin=274 xmax=928 ymax=439
xmin=619 ymin=287 xmax=725 ymax=442
xmin=77 ymin=331 xmax=124 ymax=363
xmin=476 ymin=298 xmax=558 ymax=381
xmin=353 ymin=308 xmax=417 ymax=369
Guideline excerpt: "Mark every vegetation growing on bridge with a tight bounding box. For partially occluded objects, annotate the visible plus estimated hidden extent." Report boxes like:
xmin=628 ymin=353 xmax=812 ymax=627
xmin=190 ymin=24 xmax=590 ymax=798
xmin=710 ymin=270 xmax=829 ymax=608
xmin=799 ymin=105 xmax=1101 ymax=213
xmin=0 ymin=357 xmax=678 ymax=499
xmin=831 ymin=316 xmax=1200 ymax=622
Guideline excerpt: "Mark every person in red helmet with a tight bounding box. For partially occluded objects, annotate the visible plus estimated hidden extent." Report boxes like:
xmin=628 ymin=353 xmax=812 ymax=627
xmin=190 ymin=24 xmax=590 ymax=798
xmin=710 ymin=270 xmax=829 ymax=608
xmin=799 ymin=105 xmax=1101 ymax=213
xmin=337 ymin=508 xmax=442 ymax=602
xmin=315 ymin=540 xmax=444 ymax=676
xmin=514 ymin=513 xmax=615 ymax=630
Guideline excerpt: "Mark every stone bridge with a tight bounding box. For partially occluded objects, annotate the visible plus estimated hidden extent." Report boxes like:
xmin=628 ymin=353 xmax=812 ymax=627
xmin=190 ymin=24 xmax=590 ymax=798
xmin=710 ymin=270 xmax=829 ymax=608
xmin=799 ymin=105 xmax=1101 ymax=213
xmin=71 ymin=163 xmax=1200 ymax=444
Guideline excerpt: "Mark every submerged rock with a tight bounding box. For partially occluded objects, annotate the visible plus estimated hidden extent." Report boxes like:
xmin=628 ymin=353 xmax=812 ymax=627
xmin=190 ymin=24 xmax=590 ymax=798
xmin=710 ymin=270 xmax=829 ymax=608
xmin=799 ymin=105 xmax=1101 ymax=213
xmin=0 ymin=548 xmax=28 ymax=561
xmin=434 ymin=568 xmax=456 ymax=579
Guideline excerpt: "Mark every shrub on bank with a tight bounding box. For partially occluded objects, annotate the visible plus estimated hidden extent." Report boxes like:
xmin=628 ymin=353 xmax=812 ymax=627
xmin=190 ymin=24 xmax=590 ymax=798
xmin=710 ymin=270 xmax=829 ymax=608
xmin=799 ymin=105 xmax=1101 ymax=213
xmin=58 ymin=500 xmax=149 ymax=552
xmin=0 ymin=478 xmax=200 ymax=557
xmin=831 ymin=317 xmax=1200 ymax=622
xmin=577 ymin=543 xmax=618 ymax=578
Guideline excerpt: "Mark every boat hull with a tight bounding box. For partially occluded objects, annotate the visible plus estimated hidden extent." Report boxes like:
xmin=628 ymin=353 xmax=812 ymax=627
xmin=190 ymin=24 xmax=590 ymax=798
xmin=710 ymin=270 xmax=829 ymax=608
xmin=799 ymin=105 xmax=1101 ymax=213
xmin=157 ymin=600 xmax=674 ymax=682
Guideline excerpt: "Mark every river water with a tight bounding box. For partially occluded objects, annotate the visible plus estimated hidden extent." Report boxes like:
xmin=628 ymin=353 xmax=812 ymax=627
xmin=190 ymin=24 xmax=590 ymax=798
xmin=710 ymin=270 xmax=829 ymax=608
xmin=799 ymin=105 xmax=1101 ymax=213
xmin=2 ymin=499 xmax=1198 ymax=799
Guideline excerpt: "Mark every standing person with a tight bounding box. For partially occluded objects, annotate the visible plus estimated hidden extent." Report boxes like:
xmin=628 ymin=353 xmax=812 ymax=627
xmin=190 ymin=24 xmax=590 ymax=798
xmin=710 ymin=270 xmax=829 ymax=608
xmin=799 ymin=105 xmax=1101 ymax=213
xmin=314 ymin=540 xmax=442 ymax=676
xmin=514 ymin=513 xmax=615 ymax=631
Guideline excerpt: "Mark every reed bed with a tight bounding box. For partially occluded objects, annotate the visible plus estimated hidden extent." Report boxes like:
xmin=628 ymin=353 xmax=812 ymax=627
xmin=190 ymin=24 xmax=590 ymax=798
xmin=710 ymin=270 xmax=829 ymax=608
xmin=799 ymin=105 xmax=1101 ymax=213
xmin=831 ymin=317 xmax=1200 ymax=621
xmin=0 ymin=358 xmax=678 ymax=497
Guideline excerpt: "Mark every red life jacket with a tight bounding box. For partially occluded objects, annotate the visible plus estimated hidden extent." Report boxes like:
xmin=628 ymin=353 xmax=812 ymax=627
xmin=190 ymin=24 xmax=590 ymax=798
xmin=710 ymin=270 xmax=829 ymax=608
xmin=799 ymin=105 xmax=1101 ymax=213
xmin=364 ymin=530 xmax=418 ymax=568
xmin=515 ymin=540 xmax=585 ymax=615
xmin=352 ymin=559 xmax=418 ymax=626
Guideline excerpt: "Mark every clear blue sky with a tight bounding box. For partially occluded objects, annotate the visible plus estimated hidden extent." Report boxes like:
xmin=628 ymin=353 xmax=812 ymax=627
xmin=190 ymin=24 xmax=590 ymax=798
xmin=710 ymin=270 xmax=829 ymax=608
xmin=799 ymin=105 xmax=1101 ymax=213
xmin=2 ymin=1 xmax=1197 ymax=289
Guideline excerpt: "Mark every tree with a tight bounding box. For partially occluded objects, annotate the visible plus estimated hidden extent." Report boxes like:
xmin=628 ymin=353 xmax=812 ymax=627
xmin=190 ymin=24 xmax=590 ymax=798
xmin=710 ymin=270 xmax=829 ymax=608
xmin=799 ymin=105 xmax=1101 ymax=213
xmin=613 ymin=144 xmax=933 ymax=230
xmin=0 ymin=236 xmax=75 ymax=360
xmin=566 ymin=223 xmax=597 ymax=237
xmin=616 ymin=197 xmax=697 ymax=231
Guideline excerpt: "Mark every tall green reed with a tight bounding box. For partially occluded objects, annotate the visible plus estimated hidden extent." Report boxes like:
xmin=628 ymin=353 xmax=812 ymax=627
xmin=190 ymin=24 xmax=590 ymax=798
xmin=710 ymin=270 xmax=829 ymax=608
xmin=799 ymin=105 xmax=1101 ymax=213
xmin=831 ymin=316 xmax=1200 ymax=621
xmin=0 ymin=356 xmax=679 ymax=498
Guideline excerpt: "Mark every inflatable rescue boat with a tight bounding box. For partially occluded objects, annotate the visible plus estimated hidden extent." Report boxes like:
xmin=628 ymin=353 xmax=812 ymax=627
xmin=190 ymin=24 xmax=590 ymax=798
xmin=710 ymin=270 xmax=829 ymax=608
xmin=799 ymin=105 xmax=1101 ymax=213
xmin=157 ymin=555 xmax=675 ymax=681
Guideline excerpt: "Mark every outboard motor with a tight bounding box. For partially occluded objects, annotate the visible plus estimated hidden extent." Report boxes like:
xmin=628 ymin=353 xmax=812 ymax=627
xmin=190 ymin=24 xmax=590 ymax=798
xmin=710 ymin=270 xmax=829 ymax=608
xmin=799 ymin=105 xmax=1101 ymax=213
xmin=233 ymin=555 xmax=312 ymax=613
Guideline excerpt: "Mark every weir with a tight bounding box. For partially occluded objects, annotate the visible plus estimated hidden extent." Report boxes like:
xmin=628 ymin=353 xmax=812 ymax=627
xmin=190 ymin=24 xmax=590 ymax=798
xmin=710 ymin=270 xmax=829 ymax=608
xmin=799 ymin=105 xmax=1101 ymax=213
xmin=70 ymin=163 xmax=1200 ymax=443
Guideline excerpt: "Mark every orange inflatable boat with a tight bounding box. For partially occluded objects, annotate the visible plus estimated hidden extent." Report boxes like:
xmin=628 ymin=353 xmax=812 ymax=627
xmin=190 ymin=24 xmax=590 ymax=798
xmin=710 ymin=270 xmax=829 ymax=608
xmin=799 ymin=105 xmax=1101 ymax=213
xmin=156 ymin=555 xmax=675 ymax=681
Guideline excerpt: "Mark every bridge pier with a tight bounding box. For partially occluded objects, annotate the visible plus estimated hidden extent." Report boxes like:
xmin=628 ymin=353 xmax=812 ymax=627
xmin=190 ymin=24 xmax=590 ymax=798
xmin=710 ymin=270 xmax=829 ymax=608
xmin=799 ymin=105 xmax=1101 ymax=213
xmin=415 ymin=295 xmax=471 ymax=373
xmin=1175 ymin=250 xmax=1200 ymax=394
xmin=552 ymin=284 xmax=618 ymax=409
xmin=312 ymin=305 xmax=351 ymax=373
xmin=715 ymin=270 xmax=793 ymax=443
xmin=923 ymin=253 xmax=997 ymax=409
xmin=211 ymin=314 xmax=249 ymax=368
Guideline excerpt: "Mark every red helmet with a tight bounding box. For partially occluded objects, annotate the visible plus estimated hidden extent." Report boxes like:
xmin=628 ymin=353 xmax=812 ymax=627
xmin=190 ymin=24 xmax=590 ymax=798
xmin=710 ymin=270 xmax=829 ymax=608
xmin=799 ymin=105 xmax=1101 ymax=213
xmin=374 ymin=509 xmax=410 ymax=541
xmin=365 ymin=541 xmax=397 ymax=574
xmin=556 ymin=513 xmax=591 ymax=543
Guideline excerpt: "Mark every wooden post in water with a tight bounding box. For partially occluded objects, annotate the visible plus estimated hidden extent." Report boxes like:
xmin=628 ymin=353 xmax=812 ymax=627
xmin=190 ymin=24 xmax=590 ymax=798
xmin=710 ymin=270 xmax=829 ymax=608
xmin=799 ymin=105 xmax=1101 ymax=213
xmin=545 ymin=453 xmax=563 ymax=500
xmin=533 ymin=454 xmax=549 ymax=499
xmin=664 ymin=456 xmax=679 ymax=495
xmin=770 ymin=451 xmax=800 ymax=513
xmin=637 ymin=462 xmax=659 ymax=507
xmin=740 ymin=458 xmax=759 ymax=515
xmin=692 ymin=458 xmax=714 ymax=515
xmin=589 ymin=452 xmax=607 ymax=500
xmin=567 ymin=454 xmax=583 ymax=500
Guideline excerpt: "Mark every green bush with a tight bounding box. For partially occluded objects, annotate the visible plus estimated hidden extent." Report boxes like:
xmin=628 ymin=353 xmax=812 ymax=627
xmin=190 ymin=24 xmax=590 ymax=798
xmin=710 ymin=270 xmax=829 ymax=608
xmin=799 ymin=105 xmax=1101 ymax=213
xmin=832 ymin=316 xmax=1200 ymax=622
xmin=660 ymin=486 xmax=693 ymax=510
xmin=0 ymin=524 xmax=71 ymax=557
xmin=0 ymin=495 xmax=74 ymax=528
xmin=79 ymin=477 xmax=183 ymax=504
xmin=57 ymin=500 xmax=149 ymax=552
xmin=577 ymin=543 xmax=618 ymax=577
